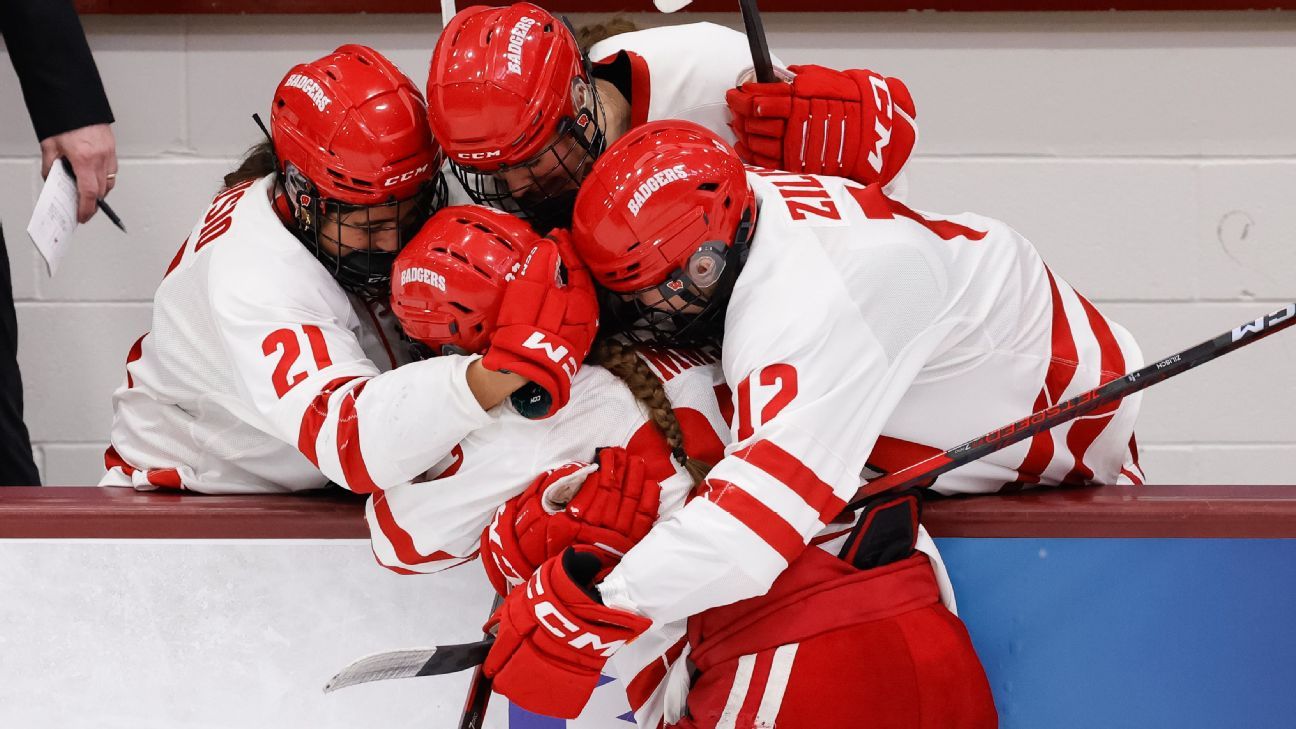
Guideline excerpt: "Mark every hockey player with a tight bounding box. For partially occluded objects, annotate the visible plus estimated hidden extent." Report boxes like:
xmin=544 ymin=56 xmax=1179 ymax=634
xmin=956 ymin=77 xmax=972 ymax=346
xmin=470 ymin=121 xmax=1150 ymax=727
xmin=101 ymin=46 xmax=596 ymax=494
xmin=423 ymin=2 xmax=915 ymax=231
xmin=369 ymin=204 xmax=734 ymax=723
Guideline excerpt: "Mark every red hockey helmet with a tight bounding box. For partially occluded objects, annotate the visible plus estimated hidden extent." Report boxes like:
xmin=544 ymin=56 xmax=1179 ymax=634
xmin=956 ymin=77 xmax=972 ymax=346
xmin=271 ymin=44 xmax=447 ymax=298
xmin=571 ymin=120 xmax=755 ymax=346
xmin=427 ymin=3 xmax=603 ymax=230
xmin=391 ymin=205 xmax=536 ymax=356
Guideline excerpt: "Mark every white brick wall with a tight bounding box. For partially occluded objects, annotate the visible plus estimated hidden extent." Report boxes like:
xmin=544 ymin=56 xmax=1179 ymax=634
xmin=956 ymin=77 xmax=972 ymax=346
xmin=3 ymin=11 xmax=1294 ymax=485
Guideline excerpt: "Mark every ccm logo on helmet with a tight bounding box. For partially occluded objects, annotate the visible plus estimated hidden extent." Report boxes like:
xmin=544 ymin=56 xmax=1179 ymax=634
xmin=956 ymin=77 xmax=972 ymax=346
xmin=384 ymin=163 xmax=431 ymax=187
xmin=456 ymin=150 xmax=503 ymax=161
xmin=505 ymin=16 xmax=537 ymax=75
xmin=399 ymin=267 xmax=446 ymax=291
xmin=284 ymin=73 xmax=332 ymax=112
xmin=627 ymin=164 xmax=690 ymax=217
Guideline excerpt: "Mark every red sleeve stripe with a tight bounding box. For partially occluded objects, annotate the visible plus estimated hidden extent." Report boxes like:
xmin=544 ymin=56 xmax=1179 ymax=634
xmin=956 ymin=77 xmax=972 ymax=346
xmin=1042 ymin=267 xmax=1080 ymax=403
xmin=733 ymin=440 xmax=845 ymax=522
xmin=371 ymin=493 xmax=463 ymax=567
xmin=104 ymin=446 xmax=186 ymax=490
xmin=336 ymin=380 xmax=382 ymax=493
xmin=296 ymin=376 xmax=363 ymax=468
xmin=1011 ymin=267 xmax=1079 ymax=489
xmin=124 ymin=334 xmax=146 ymax=389
xmin=104 ymin=445 xmax=135 ymax=476
xmin=700 ymin=479 xmax=805 ymax=563
xmin=1062 ymin=290 xmax=1128 ymax=484
xmin=626 ymin=638 xmax=688 ymax=712
xmin=146 ymin=468 xmax=184 ymax=490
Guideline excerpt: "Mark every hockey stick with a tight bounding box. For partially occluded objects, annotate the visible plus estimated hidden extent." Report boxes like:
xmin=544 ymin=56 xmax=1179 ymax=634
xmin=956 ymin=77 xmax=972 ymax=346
xmin=325 ymin=596 xmax=503 ymax=713
xmin=330 ymin=304 xmax=1296 ymax=691
xmin=455 ymin=593 xmax=504 ymax=729
xmin=440 ymin=0 xmax=456 ymax=27
xmin=324 ymin=638 xmax=492 ymax=692
xmin=652 ymin=0 xmax=776 ymax=84
xmin=845 ymin=302 xmax=1296 ymax=511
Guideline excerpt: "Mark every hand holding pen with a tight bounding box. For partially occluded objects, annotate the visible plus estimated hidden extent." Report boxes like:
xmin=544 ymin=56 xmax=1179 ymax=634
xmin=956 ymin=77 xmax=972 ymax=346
xmin=58 ymin=157 xmax=125 ymax=233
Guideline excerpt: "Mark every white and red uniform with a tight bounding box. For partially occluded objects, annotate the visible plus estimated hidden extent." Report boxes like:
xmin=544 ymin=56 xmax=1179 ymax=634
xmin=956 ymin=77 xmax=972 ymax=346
xmin=365 ymin=347 xmax=729 ymax=724
xmin=594 ymin=170 xmax=1143 ymax=728
xmin=366 ymin=347 xmax=728 ymax=573
xmin=101 ymin=175 xmax=492 ymax=494
xmin=589 ymin=23 xmax=785 ymax=147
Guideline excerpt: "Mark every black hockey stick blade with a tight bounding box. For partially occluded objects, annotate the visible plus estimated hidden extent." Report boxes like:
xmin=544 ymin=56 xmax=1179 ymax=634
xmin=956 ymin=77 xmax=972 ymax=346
xmin=847 ymin=302 xmax=1296 ymax=510
xmin=324 ymin=638 xmax=494 ymax=693
xmin=738 ymin=0 xmax=776 ymax=83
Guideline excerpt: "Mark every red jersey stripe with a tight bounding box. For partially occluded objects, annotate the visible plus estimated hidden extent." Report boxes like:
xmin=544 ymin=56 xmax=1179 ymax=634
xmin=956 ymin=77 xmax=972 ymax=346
xmin=371 ymin=493 xmax=462 ymax=567
xmin=701 ymin=479 xmax=804 ymax=562
xmin=1012 ymin=267 xmax=1079 ymax=489
xmin=162 ymin=237 xmax=189 ymax=278
xmin=1042 ymin=267 xmax=1080 ymax=403
xmin=626 ymin=638 xmax=688 ymax=712
xmin=146 ymin=468 xmax=183 ymax=490
xmin=104 ymin=445 xmax=135 ymax=476
xmin=336 ymin=380 xmax=381 ymax=493
xmin=1062 ymin=290 xmax=1127 ymax=484
xmin=736 ymin=649 xmax=777 ymax=726
xmin=124 ymin=334 xmax=146 ymax=389
xmin=296 ymin=376 xmax=362 ymax=468
xmin=734 ymin=440 xmax=846 ymax=521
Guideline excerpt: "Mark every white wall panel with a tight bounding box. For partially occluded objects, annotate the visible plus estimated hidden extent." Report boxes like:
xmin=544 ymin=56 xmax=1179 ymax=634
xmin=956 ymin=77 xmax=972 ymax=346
xmin=3 ymin=11 xmax=1294 ymax=485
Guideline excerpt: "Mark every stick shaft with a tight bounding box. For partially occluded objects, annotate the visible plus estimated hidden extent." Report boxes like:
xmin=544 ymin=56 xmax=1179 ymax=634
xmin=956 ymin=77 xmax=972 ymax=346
xmin=737 ymin=0 xmax=775 ymax=83
xmin=457 ymin=594 xmax=504 ymax=729
xmin=847 ymin=302 xmax=1296 ymax=510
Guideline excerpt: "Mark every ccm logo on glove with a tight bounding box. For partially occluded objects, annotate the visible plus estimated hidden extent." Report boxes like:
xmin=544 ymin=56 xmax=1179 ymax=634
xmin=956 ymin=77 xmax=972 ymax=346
xmin=529 ymin=578 xmax=628 ymax=657
xmin=521 ymin=331 xmax=576 ymax=376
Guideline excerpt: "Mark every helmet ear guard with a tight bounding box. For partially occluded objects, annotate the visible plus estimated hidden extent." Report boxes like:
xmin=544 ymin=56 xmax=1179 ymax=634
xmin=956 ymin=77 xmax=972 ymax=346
xmin=571 ymin=120 xmax=757 ymax=346
xmin=601 ymin=205 xmax=755 ymax=347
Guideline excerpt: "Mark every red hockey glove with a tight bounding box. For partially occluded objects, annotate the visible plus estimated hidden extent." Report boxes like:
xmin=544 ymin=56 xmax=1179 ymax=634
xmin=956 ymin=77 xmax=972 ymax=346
xmin=483 ymin=231 xmax=600 ymax=419
xmin=480 ymin=447 xmax=661 ymax=596
xmin=483 ymin=547 xmax=652 ymax=719
xmin=726 ymin=64 xmax=917 ymax=187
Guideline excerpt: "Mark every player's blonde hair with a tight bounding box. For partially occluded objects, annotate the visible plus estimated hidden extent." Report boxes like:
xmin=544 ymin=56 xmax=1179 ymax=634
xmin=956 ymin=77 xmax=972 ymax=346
xmin=591 ymin=339 xmax=713 ymax=486
xmin=574 ymin=17 xmax=639 ymax=54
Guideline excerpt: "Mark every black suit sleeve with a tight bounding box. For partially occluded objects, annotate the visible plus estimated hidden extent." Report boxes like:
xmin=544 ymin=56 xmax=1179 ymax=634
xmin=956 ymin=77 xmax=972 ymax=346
xmin=0 ymin=0 xmax=114 ymax=141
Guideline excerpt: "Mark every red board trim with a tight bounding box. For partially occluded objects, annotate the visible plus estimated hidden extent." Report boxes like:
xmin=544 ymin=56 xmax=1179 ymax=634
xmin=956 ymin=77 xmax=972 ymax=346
xmin=4 ymin=486 xmax=1296 ymax=539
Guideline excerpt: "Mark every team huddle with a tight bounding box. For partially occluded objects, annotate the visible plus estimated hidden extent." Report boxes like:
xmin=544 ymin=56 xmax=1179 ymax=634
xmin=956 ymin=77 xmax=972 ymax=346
xmin=101 ymin=4 xmax=1144 ymax=727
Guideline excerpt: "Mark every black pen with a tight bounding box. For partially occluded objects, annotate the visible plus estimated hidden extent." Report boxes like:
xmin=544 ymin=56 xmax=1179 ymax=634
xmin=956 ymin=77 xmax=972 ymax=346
xmin=59 ymin=157 xmax=127 ymax=233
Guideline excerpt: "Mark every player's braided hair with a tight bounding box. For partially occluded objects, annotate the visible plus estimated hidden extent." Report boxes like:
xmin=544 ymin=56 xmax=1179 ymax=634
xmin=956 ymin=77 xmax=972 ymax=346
xmin=223 ymin=140 xmax=277 ymax=189
xmin=591 ymin=339 xmax=713 ymax=486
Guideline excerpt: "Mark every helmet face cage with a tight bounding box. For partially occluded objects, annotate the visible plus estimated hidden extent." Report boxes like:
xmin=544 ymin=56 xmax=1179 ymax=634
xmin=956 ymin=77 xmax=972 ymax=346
xmin=452 ymin=71 xmax=605 ymax=233
xmin=604 ymin=213 xmax=754 ymax=348
xmin=284 ymin=162 xmax=448 ymax=299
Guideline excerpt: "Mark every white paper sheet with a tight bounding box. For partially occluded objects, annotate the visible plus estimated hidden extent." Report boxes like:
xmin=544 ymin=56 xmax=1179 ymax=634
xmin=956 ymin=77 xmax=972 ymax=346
xmin=25 ymin=161 xmax=79 ymax=277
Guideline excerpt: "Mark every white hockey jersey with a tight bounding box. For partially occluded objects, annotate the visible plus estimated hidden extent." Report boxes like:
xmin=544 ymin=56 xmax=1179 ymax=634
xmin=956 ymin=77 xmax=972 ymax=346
xmin=588 ymin=22 xmax=786 ymax=146
xmin=101 ymin=175 xmax=492 ymax=494
xmin=598 ymin=168 xmax=1144 ymax=634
